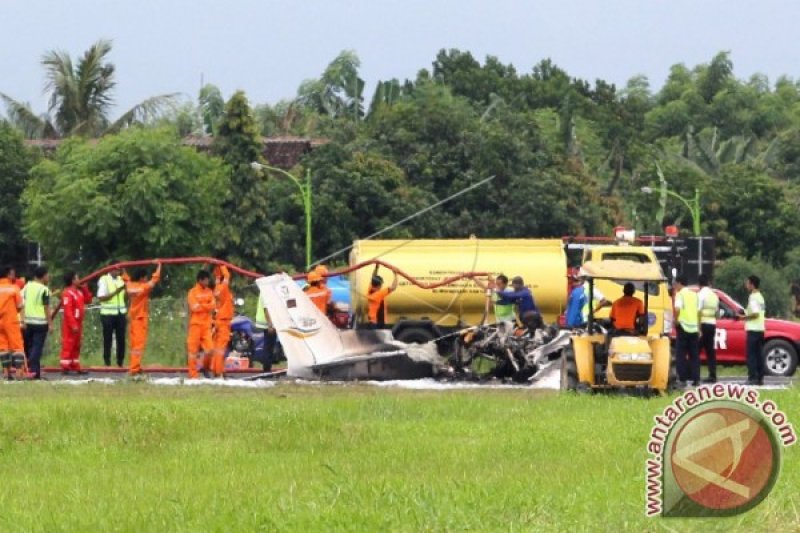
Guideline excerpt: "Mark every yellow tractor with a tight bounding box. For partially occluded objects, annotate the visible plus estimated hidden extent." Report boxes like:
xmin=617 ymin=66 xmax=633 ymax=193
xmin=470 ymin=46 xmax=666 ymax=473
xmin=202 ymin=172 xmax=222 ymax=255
xmin=560 ymin=260 xmax=674 ymax=394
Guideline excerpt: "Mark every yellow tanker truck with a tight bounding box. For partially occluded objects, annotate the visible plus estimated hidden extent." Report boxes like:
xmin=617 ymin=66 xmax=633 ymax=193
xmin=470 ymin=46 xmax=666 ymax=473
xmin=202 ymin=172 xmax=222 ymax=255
xmin=349 ymin=237 xmax=672 ymax=344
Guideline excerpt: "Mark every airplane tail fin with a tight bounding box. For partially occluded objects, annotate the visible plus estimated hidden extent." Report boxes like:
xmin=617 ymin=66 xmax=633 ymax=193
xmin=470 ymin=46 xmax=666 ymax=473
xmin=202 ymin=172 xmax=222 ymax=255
xmin=256 ymin=274 xmax=435 ymax=380
xmin=256 ymin=274 xmax=345 ymax=378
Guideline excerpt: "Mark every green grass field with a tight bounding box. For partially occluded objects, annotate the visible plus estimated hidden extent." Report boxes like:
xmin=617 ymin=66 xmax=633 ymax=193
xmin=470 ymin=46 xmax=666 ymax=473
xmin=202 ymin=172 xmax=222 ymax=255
xmin=0 ymin=383 xmax=796 ymax=531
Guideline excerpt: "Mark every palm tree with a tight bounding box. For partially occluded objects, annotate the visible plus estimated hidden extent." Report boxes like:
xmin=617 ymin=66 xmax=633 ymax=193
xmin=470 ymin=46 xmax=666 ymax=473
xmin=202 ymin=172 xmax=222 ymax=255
xmin=1 ymin=39 xmax=177 ymax=138
xmin=296 ymin=50 xmax=365 ymax=121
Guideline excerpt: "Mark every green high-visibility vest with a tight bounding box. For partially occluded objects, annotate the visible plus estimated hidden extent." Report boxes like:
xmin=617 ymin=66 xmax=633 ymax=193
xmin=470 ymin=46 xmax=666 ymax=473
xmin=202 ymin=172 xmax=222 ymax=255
xmin=581 ymin=281 xmax=604 ymax=323
xmin=22 ymin=281 xmax=49 ymax=325
xmin=493 ymin=291 xmax=515 ymax=322
xmin=255 ymin=296 xmax=270 ymax=329
xmin=745 ymin=292 xmax=766 ymax=332
xmin=699 ymin=287 xmax=719 ymax=325
xmin=676 ymin=287 xmax=699 ymax=334
xmin=99 ymin=274 xmax=127 ymax=315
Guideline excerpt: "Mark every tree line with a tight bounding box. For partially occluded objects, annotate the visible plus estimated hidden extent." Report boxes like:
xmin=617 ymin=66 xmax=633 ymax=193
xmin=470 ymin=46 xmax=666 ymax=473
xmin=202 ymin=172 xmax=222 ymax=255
xmin=2 ymin=42 xmax=800 ymax=313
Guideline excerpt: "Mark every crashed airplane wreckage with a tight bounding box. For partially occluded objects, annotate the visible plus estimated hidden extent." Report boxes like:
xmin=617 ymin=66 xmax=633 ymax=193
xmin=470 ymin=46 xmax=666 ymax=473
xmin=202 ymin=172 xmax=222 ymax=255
xmin=257 ymin=274 xmax=570 ymax=382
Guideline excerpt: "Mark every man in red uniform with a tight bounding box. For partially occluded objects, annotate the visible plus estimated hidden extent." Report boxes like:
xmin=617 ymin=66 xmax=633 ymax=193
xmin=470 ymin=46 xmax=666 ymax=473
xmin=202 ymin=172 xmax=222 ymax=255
xmin=0 ymin=266 xmax=26 ymax=380
xmin=60 ymin=271 xmax=92 ymax=375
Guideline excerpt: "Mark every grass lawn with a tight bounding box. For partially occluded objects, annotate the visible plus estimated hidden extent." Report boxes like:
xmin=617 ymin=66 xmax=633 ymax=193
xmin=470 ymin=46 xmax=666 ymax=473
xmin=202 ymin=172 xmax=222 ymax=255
xmin=0 ymin=383 xmax=797 ymax=531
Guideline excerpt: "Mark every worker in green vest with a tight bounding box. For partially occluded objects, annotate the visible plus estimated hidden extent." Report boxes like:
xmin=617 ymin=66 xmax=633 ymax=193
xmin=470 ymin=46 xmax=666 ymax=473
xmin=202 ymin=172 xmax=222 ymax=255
xmin=581 ymin=278 xmax=611 ymax=326
xmin=22 ymin=266 xmax=53 ymax=380
xmin=741 ymin=275 xmax=766 ymax=385
xmin=673 ymin=275 xmax=701 ymax=387
xmin=491 ymin=275 xmax=515 ymax=325
xmin=97 ymin=261 xmax=127 ymax=367
xmin=255 ymin=294 xmax=277 ymax=371
xmin=697 ymin=274 xmax=720 ymax=383
xmin=475 ymin=274 xmax=516 ymax=326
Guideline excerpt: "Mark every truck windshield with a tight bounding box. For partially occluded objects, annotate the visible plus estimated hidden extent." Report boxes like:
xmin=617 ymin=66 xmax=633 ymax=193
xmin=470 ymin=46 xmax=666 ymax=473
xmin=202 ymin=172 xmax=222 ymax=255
xmin=600 ymin=252 xmax=650 ymax=263
xmin=608 ymin=279 xmax=661 ymax=296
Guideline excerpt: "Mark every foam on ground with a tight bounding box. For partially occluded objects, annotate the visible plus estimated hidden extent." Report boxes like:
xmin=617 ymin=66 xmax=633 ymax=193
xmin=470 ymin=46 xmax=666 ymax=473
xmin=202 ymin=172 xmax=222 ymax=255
xmin=51 ymin=378 xmax=118 ymax=385
xmin=31 ymin=376 xmax=275 ymax=388
xmin=149 ymin=377 xmax=276 ymax=388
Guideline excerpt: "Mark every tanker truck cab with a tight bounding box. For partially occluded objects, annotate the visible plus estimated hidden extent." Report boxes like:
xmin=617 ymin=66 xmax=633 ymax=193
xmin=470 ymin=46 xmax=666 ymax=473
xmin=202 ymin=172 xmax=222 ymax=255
xmin=582 ymin=246 xmax=672 ymax=337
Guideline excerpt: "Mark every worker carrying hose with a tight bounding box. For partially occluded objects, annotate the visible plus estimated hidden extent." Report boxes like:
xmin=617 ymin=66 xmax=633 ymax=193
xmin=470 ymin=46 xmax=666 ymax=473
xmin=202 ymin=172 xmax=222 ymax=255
xmin=187 ymin=269 xmax=215 ymax=379
xmin=304 ymin=270 xmax=331 ymax=316
xmin=59 ymin=271 xmax=92 ymax=375
xmin=0 ymin=266 xmax=26 ymax=380
xmin=473 ymin=274 xmax=515 ymax=326
xmin=125 ymin=261 xmax=162 ymax=376
xmin=211 ymin=265 xmax=233 ymax=377
xmin=366 ymin=265 xmax=398 ymax=328
xmin=494 ymin=276 xmax=543 ymax=332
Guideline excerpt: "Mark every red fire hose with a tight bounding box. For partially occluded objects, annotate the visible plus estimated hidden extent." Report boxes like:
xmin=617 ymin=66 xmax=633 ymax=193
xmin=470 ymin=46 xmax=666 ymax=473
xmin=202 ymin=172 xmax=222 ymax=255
xmin=293 ymin=259 xmax=490 ymax=288
xmin=79 ymin=257 xmax=263 ymax=284
xmin=79 ymin=257 xmax=490 ymax=289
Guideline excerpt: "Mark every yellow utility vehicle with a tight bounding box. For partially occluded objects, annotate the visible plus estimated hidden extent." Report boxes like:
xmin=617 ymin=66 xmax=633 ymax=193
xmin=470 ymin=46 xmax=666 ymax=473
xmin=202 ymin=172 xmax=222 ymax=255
xmin=560 ymin=260 xmax=674 ymax=393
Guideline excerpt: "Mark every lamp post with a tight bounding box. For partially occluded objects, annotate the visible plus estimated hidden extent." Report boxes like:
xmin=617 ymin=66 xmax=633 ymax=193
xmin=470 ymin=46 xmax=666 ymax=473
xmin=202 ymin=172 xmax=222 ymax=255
xmin=251 ymin=161 xmax=313 ymax=270
xmin=641 ymin=185 xmax=701 ymax=236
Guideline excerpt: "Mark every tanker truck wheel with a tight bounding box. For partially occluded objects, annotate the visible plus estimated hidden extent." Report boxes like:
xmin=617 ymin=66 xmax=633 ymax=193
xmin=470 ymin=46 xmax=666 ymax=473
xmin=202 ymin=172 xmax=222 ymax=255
xmin=396 ymin=327 xmax=436 ymax=345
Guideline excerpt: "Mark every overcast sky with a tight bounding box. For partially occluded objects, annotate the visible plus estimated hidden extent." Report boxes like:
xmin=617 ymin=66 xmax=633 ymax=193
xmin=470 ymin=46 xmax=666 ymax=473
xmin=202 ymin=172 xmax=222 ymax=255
xmin=3 ymin=0 xmax=799 ymax=116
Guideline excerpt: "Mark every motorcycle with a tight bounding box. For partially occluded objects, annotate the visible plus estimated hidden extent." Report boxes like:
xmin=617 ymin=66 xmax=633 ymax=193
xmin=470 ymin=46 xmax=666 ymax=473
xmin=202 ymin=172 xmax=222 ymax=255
xmin=228 ymin=299 xmax=283 ymax=369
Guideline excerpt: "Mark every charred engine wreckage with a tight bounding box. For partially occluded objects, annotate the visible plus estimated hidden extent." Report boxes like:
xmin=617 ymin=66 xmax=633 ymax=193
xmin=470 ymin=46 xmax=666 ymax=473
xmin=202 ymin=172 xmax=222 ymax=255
xmin=257 ymin=274 xmax=570 ymax=382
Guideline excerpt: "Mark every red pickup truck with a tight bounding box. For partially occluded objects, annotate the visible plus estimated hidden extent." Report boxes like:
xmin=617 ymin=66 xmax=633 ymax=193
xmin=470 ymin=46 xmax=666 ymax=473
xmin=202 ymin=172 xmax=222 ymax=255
xmin=690 ymin=288 xmax=799 ymax=377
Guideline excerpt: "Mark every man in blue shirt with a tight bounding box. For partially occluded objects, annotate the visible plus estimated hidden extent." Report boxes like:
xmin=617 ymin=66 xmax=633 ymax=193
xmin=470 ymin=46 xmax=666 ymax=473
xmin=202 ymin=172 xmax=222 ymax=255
xmin=565 ymin=275 xmax=587 ymax=328
xmin=496 ymin=276 xmax=542 ymax=330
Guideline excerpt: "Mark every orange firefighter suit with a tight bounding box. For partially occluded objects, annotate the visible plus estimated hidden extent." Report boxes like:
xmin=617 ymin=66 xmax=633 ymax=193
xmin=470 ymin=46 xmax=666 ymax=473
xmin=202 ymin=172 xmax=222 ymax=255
xmin=0 ymin=277 xmax=25 ymax=378
xmin=187 ymin=282 xmax=215 ymax=378
xmin=125 ymin=266 xmax=161 ymax=375
xmin=304 ymin=271 xmax=331 ymax=316
xmin=212 ymin=266 xmax=233 ymax=376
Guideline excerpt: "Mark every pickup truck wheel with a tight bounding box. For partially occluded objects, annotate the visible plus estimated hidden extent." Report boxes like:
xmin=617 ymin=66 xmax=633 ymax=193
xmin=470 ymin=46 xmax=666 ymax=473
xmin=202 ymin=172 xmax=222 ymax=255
xmin=763 ymin=339 xmax=798 ymax=377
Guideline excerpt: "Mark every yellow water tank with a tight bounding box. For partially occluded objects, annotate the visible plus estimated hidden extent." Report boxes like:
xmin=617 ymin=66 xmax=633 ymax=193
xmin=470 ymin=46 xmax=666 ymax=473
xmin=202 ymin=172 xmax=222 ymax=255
xmin=349 ymin=238 xmax=569 ymax=328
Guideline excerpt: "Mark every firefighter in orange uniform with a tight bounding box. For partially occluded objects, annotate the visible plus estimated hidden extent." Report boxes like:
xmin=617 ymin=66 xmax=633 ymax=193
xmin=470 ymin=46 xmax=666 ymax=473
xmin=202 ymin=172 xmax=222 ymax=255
xmin=366 ymin=266 xmax=399 ymax=328
xmin=187 ymin=270 xmax=215 ymax=378
xmin=211 ymin=265 xmax=233 ymax=377
xmin=304 ymin=271 xmax=331 ymax=316
xmin=314 ymin=264 xmax=329 ymax=287
xmin=0 ymin=266 xmax=26 ymax=380
xmin=125 ymin=262 xmax=161 ymax=376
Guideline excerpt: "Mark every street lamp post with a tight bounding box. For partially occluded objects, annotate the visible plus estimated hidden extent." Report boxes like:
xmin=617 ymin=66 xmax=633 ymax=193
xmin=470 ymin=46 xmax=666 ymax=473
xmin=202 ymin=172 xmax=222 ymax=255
xmin=641 ymin=185 xmax=701 ymax=236
xmin=251 ymin=162 xmax=313 ymax=270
